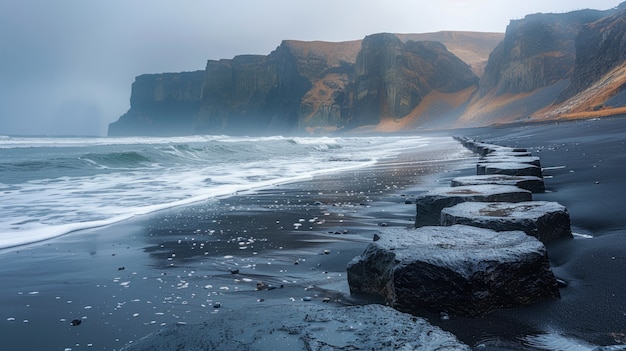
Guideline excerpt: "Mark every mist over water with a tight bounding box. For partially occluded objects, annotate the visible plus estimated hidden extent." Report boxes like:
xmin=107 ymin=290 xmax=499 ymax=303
xmin=0 ymin=134 xmax=434 ymax=248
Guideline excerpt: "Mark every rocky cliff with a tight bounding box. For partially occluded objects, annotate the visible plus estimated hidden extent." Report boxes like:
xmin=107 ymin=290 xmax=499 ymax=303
xmin=108 ymin=32 xmax=496 ymax=136
xmin=109 ymin=3 xmax=626 ymax=136
xmin=457 ymin=9 xmax=610 ymax=126
xmin=108 ymin=71 xmax=205 ymax=136
xmin=537 ymin=4 xmax=626 ymax=119
xmin=349 ymin=33 xmax=478 ymax=132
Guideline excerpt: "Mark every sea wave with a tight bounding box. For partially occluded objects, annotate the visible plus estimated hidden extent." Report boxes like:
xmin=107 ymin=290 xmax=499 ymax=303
xmin=0 ymin=134 xmax=435 ymax=249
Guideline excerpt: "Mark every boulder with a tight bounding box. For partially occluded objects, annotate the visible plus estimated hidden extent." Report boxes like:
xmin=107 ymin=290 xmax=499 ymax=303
xmin=440 ymin=201 xmax=573 ymax=243
xmin=477 ymin=156 xmax=541 ymax=174
xmin=483 ymin=162 xmax=543 ymax=178
xmin=473 ymin=143 xmax=527 ymax=156
xmin=488 ymin=151 xmax=533 ymax=157
xmin=451 ymin=174 xmax=545 ymax=193
xmin=415 ymin=184 xmax=532 ymax=227
xmin=119 ymin=304 xmax=471 ymax=351
xmin=346 ymin=225 xmax=560 ymax=317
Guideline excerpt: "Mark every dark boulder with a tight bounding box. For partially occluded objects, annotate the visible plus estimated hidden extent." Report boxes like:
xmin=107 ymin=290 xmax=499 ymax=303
xmin=441 ymin=201 xmax=573 ymax=243
xmin=415 ymin=184 xmax=532 ymax=227
xmin=346 ymin=225 xmax=560 ymax=317
xmin=451 ymin=174 xmax=545 ymax=193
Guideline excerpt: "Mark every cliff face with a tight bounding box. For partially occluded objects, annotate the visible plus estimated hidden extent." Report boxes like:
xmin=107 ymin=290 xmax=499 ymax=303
xmin=196 ymin=45 xmax=311 ymax=135
xmin=479 ymin=10 xmax=607 ymax=97
xmin=534 ymin=4 xmax=626 ymax=120
xmin=459 ymin=9 xmax=610 ymax=126
xmin=350 ymin=33 xmax=477 ymax=129
xmin=109 ymin=32 xmax=486 ymax=136
xmin=108 ymin=71 xmax=205 ymax=136
xmin=559 ymin=6 xmax=626 ymax=101
xmin=108 ymin=4 xmax=626 ymax=136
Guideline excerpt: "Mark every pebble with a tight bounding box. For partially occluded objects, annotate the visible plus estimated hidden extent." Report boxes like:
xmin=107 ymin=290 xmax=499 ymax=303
xmin=302 ymin=296 xmax=312 ymax=302
xmin=439 ymin=312 xmax=450 ymax=321
xmin=71 ymin=319 xmax=82 ymax=326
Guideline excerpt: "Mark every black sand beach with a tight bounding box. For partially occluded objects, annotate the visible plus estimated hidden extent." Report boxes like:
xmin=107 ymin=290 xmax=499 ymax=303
xmin=1 ymin=117 xmax=626 ymax=350
xmin=0 ymin=137 xmax=475 ymax=350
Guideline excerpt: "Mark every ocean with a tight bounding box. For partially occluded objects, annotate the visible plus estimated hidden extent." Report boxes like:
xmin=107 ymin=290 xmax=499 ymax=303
xmin=0 ymin=134 xmax=437 ymax=249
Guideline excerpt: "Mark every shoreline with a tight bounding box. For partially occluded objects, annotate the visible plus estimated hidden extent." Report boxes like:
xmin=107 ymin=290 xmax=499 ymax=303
xmin=1 ymin=117 xmax=625 ymax=350
xmin=0 ymin=136 xmax=477 ymax=350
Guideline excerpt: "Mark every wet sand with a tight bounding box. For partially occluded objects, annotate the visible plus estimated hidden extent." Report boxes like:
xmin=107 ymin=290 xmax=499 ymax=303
xmin=1 ymin=117 xmax=625 ymax=350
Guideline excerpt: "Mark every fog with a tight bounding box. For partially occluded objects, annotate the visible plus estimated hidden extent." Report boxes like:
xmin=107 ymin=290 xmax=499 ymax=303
xmin=0 ymin=0 xmax=619 ymax=136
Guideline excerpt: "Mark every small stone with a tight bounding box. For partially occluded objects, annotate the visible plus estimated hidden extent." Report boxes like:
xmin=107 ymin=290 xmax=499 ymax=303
xmin=378 ymin=222 xmax=388 ymax=227
xmin=440 ymin=312 xmax=450 ymax=321
xmin=70 ymin=319 xmax=82 ymax=326
xmin=302 ymin=296 xmax=312 ymax=302
xmin=373 ymin=233 xmax=381 ymax=242
xmin=322 ymin=297 xmax=330 ymax=303
xmin=213 ymin=303 xmax=222 ymax=309
xmin=323 ymin=250 xmax=331 ymax=255
xmin=556 ymin=278 xmax=568 ymax=288
xmin=118 ymin=267 xmax=125 ymax=271
xmin=230 ymin=269 xmax=239 ymax=275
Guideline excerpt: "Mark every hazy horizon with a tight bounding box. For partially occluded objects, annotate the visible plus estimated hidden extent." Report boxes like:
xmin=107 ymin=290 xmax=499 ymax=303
xmin=0 ymin=0 xmax=620 ymax=136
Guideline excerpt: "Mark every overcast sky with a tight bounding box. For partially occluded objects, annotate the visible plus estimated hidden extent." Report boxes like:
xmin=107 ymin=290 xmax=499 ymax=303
xmin=0 ymin=0 xmax=620 ymax=136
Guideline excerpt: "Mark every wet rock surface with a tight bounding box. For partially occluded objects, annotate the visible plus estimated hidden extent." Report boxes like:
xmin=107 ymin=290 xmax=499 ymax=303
xmin=451 ymin=174 xmax=545 ymax=193
xmin=346 ymin=225 xmax=560 ymax=317
xmin=477 ymin=156 xmax=541 ymax=174
xmin=415 ymin=184 xmax=532 ymax=227
xmin=441 ymin=201 xmax=573 ymax=243
xmin=120 ymin=304 xmax=471 ymax=351
xmin=483 ymin=162 xmax=543 ymax=178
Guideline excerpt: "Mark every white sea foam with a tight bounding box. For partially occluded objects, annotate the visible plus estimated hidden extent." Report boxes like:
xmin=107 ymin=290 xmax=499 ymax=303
xmin=0 ymin=135 xmax=435 ymax=249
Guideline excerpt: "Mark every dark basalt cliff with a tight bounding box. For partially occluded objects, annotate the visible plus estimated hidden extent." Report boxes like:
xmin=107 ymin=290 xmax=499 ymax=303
xmin=559 ymin=4 xmax=626 ymax=102
xmin=460 ymin=8 xmax=616 ymax=126
xmin=479 ymin=10 xmax=607 ymax=97
xmin=108 ymin=71 xmax=205 ymax=136
xmin=109 ymin=33 xmax=481 ymax=136
xmin=349 ymin=33 xmax=478 ymax=129
xmin=109 ymin=3 xmax=626 ymax=136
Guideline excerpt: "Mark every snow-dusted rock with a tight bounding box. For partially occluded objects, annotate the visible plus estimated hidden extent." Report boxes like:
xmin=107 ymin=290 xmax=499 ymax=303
xmin=477 ymin=156 xmax=542 ymax=175
xmin=483 ymin=162 xmax=543 ymax=178
xmin=441 ymin=201 xmax=573 ymax=243
xmin=452 ymin=174 xmax=545 ymax=193
xmin=488 ymin=150 xmax=533 ymax=157
xmin=415 ymin=184 xmax=532 ymax=227
xmin=346 ymin=225 xmax=560 ymax=317
xmin=474 ymin=143 xmax=528 ymax=157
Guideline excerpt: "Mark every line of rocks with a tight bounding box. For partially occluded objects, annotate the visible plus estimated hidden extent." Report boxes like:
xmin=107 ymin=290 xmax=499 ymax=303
xmin=347 ymin=137 xmax=573 ymax=317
